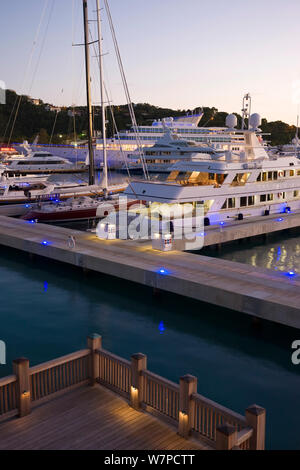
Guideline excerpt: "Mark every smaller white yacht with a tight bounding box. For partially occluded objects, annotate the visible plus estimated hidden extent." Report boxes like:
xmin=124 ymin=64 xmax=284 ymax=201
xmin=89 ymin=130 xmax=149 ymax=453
xmin=1 ymin=150 xmax=86 ymax=175
xmin=0 ymin=171 xmax=123 ymax=205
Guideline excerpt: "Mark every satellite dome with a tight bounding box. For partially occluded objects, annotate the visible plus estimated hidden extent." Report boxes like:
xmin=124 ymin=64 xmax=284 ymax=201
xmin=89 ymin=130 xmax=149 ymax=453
xmin=249 ymin=113 xmax=261 ymax=130
xmin=225 ymin=114 xmax=237 ymax=129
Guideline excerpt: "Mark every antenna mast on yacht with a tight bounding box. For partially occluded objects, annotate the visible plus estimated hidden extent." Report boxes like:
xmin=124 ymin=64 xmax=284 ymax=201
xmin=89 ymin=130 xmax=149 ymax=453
xmin=241 ymin=93 xmax=252 ymax=130
xmin=82 ymin=0 xmax=95 ymax=186
xmin=96 ymin=0 xmax=108 ymax=195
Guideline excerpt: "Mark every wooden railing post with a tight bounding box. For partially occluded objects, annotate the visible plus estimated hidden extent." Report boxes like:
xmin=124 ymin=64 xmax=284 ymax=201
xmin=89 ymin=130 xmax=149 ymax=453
xmin=87 ymin=333 xmax=102 ymax=386
xmin=178 ymin=374 xmax=197 ymax=438
xmin=13 ymin=357 xmax=30 ymax=418
xmin=130 ymin=353 xmax=147 ymax=409
xmin=245 ymin=404 xmax=266 ymax=450
xmin=216 ymin=424 xmax=237 ymax=450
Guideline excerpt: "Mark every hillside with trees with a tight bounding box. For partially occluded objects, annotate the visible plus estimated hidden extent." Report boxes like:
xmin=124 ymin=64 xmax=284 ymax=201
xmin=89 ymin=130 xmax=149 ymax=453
xmin=0 ymin=88 xmax=297 ymax=146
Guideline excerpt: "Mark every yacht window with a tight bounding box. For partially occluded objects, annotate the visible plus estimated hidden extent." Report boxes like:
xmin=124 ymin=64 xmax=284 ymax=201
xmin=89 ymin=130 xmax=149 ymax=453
xmin=268 ymin=172 xmax=273 ymax=180
xmin=221 ymin=200 xmax=227 ymax=209
xmin=294 ymin=191 xmax=299 ymax=197
xmin=231 ymin=173 xmax=250 ymax=186
xmin=34 ymin=153 xmax=53 ymax=157
xmin=248 ymin=196 xmax=255 ymax=206
xmin=228 ymin=197 xmax=235 ymax=208
xmin=267 ymin=194 xmax=273 ymax=201
xmin=240 ymin=197 xmax=247 ymax=207
xmin=260 ymin=195 xmax=267 ymax=202
xmin=257 ymin=173 xmax=262 ymax=182
xmin=290 ymin=170 xmax=295 ymax=177
xmin=16 ymin=160 xmax=64 ymax=165
xmin=273 ymin=171 xmax=278 ymax=180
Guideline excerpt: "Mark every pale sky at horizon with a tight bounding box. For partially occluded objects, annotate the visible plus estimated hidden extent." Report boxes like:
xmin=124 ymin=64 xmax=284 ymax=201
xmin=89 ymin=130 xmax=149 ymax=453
xmin=1 ymin=0 xmax=300 ymax=125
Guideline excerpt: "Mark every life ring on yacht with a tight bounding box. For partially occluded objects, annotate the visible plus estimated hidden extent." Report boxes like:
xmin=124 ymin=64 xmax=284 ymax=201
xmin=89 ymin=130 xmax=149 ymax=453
xmin=278 ymin=192 xmax=283 ymax=198
xmin=278 ymin=171 xmax=284 ymax=177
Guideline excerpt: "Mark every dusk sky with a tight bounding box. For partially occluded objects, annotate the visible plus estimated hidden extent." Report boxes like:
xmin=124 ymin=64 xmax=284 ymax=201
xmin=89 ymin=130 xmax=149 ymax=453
xmin=1 ymin=0 xmax=300 ymax=124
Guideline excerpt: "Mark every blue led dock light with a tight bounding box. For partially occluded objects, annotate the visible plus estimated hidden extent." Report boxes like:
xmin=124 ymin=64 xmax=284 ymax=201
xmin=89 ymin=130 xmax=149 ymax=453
xmin=41 ymin=240 xmax=50 ymax=246
xmin=286 ymin=271 xmax=296 ymax=278
xmin=158 ymin=267 xmax=169 ymax=275
xmin=277 ymin=218 xmax=283 ymax=222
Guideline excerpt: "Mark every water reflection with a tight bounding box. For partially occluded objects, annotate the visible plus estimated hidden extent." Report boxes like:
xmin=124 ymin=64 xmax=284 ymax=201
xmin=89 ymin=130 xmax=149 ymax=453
xmin=208 ymin=231 xmax=300 ymax=274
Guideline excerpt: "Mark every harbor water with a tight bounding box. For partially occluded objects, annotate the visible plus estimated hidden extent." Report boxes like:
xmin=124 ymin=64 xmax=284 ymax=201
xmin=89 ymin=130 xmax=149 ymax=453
xmin=0 ymin=235 xmax=300 ymax=449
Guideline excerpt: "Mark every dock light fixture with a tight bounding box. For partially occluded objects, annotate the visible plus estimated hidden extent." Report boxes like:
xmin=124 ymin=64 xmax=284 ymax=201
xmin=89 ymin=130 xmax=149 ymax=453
xmin=277 ymin=217 xmax=283 ymax=222
xmin=158 ymin=268 xmax=168 ymax=275
xmin=25 ymin=204 xmax=31 ymax=208
xmin=28 ymin=220 xmax=35 ymax=224
xmin=41 ymin=240 xmax=50 ymax=246
xmin=286 ymin=271 xmax=296 ymax=277
xmin=178 ymin=410 xmax=189 ymax=437
xmin=130 ymin=386 xmax=139 ymax=408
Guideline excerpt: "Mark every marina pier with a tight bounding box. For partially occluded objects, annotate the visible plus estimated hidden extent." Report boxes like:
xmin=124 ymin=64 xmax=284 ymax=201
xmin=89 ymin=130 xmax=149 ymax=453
xmin=0 ymin=214 xmax=299 ymax=328
xmin=0 ymin=333 xmax=265 ymax=450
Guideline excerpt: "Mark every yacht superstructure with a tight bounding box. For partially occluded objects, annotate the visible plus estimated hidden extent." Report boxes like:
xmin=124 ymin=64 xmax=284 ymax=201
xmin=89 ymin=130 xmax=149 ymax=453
xmin=20 ymin=112 xmax=240 ymax=167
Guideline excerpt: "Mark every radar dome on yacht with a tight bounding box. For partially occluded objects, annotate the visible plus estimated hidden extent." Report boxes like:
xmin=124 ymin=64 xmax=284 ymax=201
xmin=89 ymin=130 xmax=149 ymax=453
xmin=249 ymin=113 xmax=261 ymax=130
xmin=225 ymin=114 xmax=237 ymax=129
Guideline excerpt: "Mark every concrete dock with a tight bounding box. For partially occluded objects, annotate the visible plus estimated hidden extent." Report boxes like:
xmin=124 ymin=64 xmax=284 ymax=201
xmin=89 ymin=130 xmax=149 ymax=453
xmin=0 ymin=215 xmax=299 ymax=328
xmin=202 ymin=209 xmax=300 ymax=247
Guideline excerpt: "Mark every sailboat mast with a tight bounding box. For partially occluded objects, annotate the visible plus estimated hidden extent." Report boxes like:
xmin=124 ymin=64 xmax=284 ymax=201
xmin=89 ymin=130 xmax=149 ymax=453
xmin=82 ymin=0 xmax=95 ymax=186
xmin=96 ymin=0 xmax=108 ymax=194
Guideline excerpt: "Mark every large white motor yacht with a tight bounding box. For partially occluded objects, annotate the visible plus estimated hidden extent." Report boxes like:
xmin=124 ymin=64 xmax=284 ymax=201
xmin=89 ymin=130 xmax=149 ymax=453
xmin=124 ymin=113 xmax=300 ymax=225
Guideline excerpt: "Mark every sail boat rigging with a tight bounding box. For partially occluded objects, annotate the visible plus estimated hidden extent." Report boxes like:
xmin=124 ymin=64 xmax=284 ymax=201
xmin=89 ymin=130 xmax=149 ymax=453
xmin=82 ymin=0 xmax=95 ymax=186
xmin=96 ymin=0 xmax=108 ymax=196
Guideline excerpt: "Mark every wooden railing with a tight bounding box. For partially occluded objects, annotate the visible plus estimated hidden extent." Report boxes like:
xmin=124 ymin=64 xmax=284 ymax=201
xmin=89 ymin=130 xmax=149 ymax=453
xmin=30 ymin=349 xmax=90 ymax=401
xmin=0 ymin=333 xmax=266 ymax=450
xmin=192 ymin=393 xmax=247 ymax=443
xmin=0 ymin=375 xmax=17 ymax=416
xmin=141 ymin=370 xmax=179 ymax=422
xmin=97 ymin=348 xmax=131 ymax=399
xmin=235 ymin=427 xmax=253 ymax=450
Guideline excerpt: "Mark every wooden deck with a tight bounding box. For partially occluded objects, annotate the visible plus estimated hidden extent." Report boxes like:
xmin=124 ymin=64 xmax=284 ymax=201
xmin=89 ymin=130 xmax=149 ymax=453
xmin=0 ymin=385 xmax=210 ymax=450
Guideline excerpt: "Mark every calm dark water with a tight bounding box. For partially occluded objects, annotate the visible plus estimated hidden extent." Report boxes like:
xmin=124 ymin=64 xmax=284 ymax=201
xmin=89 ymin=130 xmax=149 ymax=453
xmin=0 ymin=246 xmax=300 ymax=449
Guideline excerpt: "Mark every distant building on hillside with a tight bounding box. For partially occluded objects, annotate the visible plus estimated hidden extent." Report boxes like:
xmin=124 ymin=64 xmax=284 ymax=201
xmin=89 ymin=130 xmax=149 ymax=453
xmin=29 ymin=98 xmax=41 ymax=106
xmin=45 ymin=104 xmax=61 ymax=112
